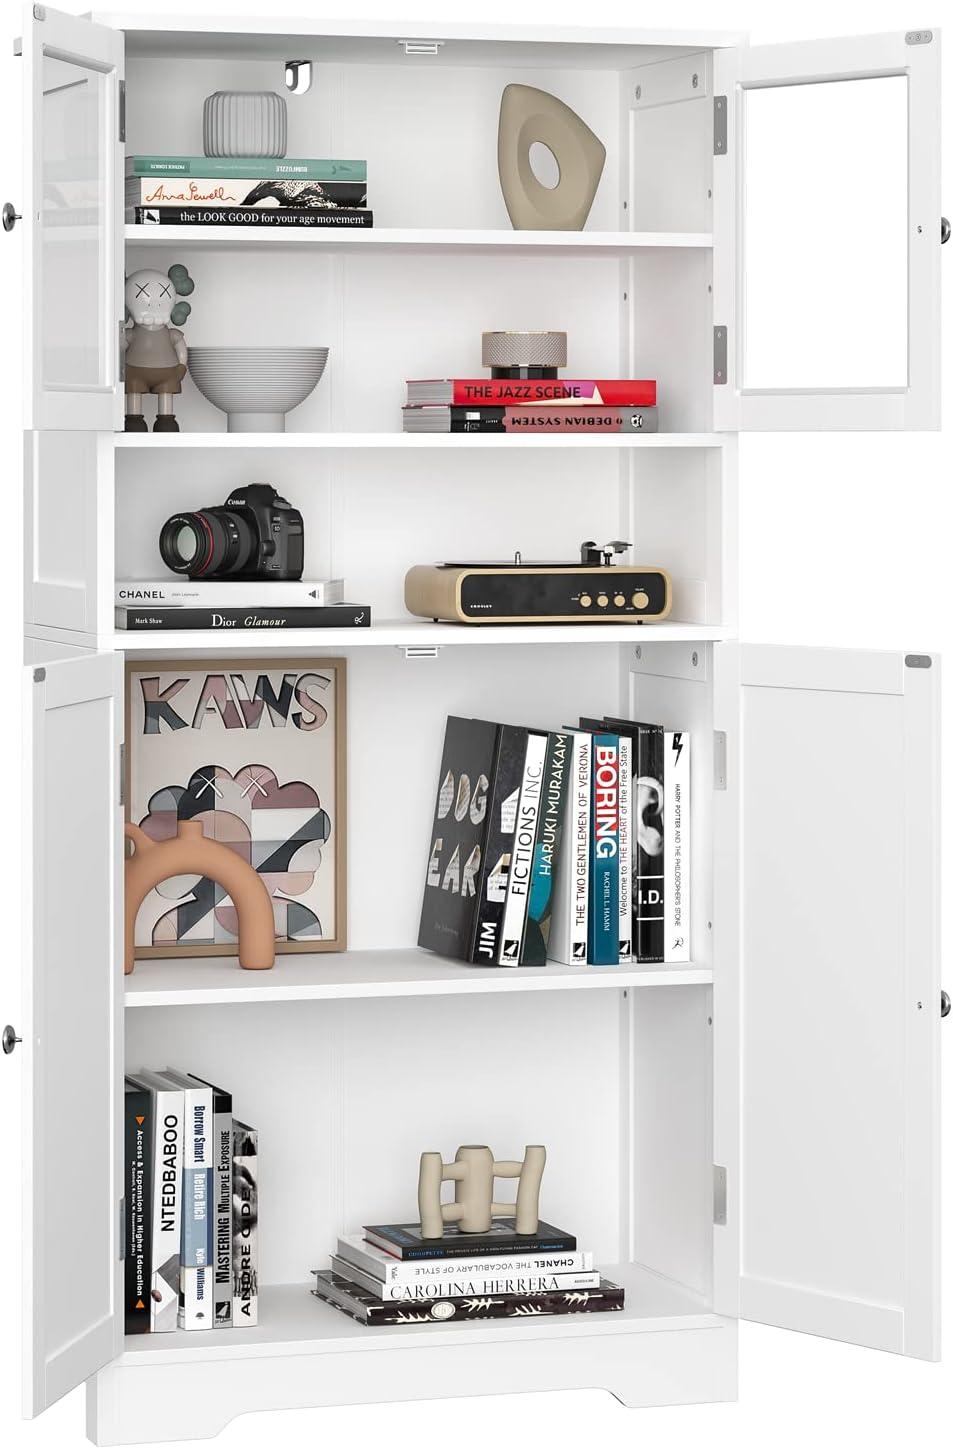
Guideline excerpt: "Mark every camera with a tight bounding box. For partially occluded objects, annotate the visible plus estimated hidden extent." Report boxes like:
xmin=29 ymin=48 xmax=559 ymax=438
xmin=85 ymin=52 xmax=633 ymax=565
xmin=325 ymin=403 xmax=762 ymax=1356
xmin=159 ymin=484 xmax=304 ymax=581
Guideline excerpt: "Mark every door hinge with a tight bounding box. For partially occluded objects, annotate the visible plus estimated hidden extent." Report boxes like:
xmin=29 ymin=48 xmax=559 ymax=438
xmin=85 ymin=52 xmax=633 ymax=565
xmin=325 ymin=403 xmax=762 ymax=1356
xmin=118 ymin=742 xmax=126 ymax=806
xmin=713 ymin=95 xmax=727 ymax=154
xmin=713 ymin=730 xmax=727 ymax=789
xmin=713 ymin=1165 xmax=727 ymax=1225
xmin=118 ymin=1197 xmax=126 ymax=1260
xmin=905 ymin=29 xmax=933 ymax=45
xmin=118 ymin=79 xmax=126 ymax=143
xmin=33 ymin=5 xmax=46 ymax=21
xmin=713 ymin=326 xmax=727 ymax=385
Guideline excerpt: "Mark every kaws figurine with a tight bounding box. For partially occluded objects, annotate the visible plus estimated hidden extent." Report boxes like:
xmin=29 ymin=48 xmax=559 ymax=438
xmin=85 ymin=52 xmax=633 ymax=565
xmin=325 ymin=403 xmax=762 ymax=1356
xmin=122 ymin=264 xmax=194 ymax=432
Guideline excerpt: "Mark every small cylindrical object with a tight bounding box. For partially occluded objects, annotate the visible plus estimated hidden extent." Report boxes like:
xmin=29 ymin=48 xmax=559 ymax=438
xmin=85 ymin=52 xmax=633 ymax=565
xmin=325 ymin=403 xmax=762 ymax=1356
xmin=418 ymin=1152 xmax=446 ymax=1238
xmin=514 ymin=1145 xmax=546 ymax=1234
xmin=481 ymin=330 xmax=567 ymax=378
xmin=454 ymin=1144 xmax=495 ymax=1232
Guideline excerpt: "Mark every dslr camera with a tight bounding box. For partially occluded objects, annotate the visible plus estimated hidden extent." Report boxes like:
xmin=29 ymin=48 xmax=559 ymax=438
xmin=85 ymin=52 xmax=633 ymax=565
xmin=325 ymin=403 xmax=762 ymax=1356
xmin=159 ymin=484 xmax=304 ymax=581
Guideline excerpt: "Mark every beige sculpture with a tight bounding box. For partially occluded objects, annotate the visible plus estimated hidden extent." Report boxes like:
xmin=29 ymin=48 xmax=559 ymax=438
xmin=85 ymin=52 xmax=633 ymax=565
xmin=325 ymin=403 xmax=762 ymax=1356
xmin=497 ymin=84 xmax=606 ymax=231
xmin=124 ymin=820 xmax=276 ymax=975
xmin=418 ymin=1144 xmax=546 ymax=1238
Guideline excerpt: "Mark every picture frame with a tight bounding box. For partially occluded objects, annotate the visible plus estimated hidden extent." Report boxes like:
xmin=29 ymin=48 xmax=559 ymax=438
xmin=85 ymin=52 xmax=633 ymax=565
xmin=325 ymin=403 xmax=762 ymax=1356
xmin=124 ymin=657 xmax=346 ymax=959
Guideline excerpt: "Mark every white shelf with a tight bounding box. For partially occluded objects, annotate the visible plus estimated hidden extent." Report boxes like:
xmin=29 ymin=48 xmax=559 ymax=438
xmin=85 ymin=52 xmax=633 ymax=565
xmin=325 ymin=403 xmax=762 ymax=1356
xmin=125 ymin=224 xmax=713 ymax=255
xmin=113 ymin=431 xmax=724 ymax=450
xmin=113 ymin=618 xmax=729 ymax=652
xmin=118 ymin=1265 xmax=719 ymax=1364
xmin=123 ymin=948 xmax=713 ymax=1008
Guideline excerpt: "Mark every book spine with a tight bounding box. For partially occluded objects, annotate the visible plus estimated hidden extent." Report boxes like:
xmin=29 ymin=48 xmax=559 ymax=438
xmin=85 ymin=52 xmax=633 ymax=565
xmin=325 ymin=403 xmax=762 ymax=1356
xmin=232 ymin=1123 xmax=259 ymax=1327
xmin=469 ymin=725 xmax=528 ymax=965
xmin=128 ymin=178 xmax=367 ymax=207
xmin=636 ymin=725 xmax=665 ymax=962
xmin=336 ymin=1240 xmax=594 ymax=1284
xmin=177 ymin=1266 xmax=214 ymax=1330
xmin=370 ymin=1230 xmax=576 ymax=1261
xmin=548 ymin=732 xmax=591 ymax=964
xmin=115 ymin=580 xmax=344 ymax=607
xmin=128 ymin=157 xmax=367 ymax=181
xmin=313 ymin=1276 xmax=624 ymax=1324
xmin=497 ymin=731 xmax=548 ymax=964
xmin=617 ymin=733 xmax=633 ymax=964
xmin=413 ymin=406 xmax=659 ymax=433
xmin=115 ymin=605 xmax=370 ymax=630
xmin=523 ymin=732 xmax=570 ymax=966
xmin=131 ymin=205 xmax=373 ymax=228
xmin=124 ymin=1085 xmax=153 ymax=1335
xmin=444 ymin=380 xmax=657 ymax=407
xmin=181 ymin=1086 xmax=212 ymax=1268
xmin=148 ymin=1087 xmax=183 ymax=1332
xmin=663 ymin=731 xmax=691 ymax=962
xmin=333 ymin=1258 xmax=602 ymax=1299
xmin=588 ymin=733 xmax=620 ymax=965
xmin=210 ymin=1095 xmax=233 ymax=1328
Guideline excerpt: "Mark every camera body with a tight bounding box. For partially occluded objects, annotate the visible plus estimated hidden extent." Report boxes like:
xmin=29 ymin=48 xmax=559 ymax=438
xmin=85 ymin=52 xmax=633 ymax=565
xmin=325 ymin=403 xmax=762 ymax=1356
xmin=160 ymin=484 xmax=304 ymax=581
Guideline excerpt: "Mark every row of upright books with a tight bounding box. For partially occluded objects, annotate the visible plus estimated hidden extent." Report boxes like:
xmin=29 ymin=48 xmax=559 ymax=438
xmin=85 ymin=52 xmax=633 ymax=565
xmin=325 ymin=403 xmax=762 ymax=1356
xmin=313 ymin=1217 xmax=623 ymax=1327
xmin=419 ymin=714 xmax=690 ymax=966
xmin=126 ymin=155 xmax=373 ymax=228
xmin=124 ymin=1069 xmax=259 ymax=1334
xmin=402 ymin=376 xmax=659 ymax=434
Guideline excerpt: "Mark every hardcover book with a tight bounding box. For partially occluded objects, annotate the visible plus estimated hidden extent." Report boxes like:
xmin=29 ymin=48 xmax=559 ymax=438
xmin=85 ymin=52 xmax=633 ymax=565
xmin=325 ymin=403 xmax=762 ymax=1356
xmin=131 ymin=205 xmax=373 ymax=228
xmin=548 ymin=730 xmax=592 ymax=965
xmin=406 ymin=379 xmax=657 ymax=407
xmin=178 ymin=1265 xmax=214 ymax=1331
xmin=583 ymin=727 xmax=620 ymax=965
xmin=124 ymin=1079 xmax=153 ymax=1335
xmin=115 ymin=604 xmax=370 ymax=631
xmin=312 ymin=1270 xmax=625 ymax=1326
xmin=160 ymin=1070 xmax=213 ymax=1269
xmin=335 ymin=1232 xmax=593 ymax=1286
xmin=126 ymin=156 xmax=367 ymax=182
xmin=402 ymin=405 xmax=658 ymax=434
xmin=469 ymin=724 xmax=528 ymax=966
xmin=115 ymin=579 xmax=345 ymax=608
xmin=190 ymin=1077 xmax=233 ymax=1328
xmin=329 ymin=1256 xmax=601 ymax=1299
xmin=362 ymin=1218 xmax=576 ymax=1261
xmin=127 ymin=178 xmax=367 ymax=208
xmin=497 ymin=730 xmax=548 ymax=964
xmin=127 ymin=1070 xmax=184 ymax=1332
xmin=616 ymin=732 xmax=633 ymax=964
xmin=605 ymin=718 xmax=665 ymax=962
xmin=663 ymin=730 xmax=691 ymax=962
xmin=523 ymin=731 xmax=570 ymax=966
xmin=232 ymin=1120 xmax=259 ymax=1327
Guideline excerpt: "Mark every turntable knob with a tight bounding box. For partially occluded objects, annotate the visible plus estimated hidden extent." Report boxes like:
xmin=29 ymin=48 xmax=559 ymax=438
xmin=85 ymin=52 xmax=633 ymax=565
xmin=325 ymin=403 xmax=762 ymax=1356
xmin=613 ymin=593 xmax=626 ymax=607
xmin=596 ymin=593 xmax=609 ymax=608
xmin=579 ymin=593 xmax=592 ymax=608
xmin=632 ymin=590 xmax=650 ymax=609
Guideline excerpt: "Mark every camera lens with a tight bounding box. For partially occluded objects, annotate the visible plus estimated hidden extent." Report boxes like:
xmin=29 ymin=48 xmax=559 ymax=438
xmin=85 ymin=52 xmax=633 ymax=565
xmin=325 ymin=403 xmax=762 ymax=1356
xmin=159 ymin=507 xmax=256 ymax=579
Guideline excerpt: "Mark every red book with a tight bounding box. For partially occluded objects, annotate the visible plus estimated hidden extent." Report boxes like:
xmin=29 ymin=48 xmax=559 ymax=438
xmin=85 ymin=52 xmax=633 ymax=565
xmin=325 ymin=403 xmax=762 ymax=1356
xmin=405 ymin=378 xmax=657 ymax=407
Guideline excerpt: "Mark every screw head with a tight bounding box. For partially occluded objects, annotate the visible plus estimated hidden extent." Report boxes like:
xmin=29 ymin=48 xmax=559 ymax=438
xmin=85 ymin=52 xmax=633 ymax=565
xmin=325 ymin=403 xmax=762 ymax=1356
xmin=691 ymin=651 xmax=699 ymax=667
xmin=635 ymin=84 xmax=642 ymax=99
xmin=635 ymin=645 xmax=642 ymax=659
xmin=692 ymin=72 xmax=699 ymax=88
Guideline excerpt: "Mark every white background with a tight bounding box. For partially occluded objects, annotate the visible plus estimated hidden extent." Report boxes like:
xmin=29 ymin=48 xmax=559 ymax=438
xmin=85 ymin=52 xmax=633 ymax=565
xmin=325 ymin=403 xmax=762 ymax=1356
xmin=0 ymin=0 xmax=950 ymax=1446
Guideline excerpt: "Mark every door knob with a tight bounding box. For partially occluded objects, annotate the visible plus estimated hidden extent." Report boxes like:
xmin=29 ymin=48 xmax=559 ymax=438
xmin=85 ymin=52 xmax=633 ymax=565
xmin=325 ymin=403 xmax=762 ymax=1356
xmin=2 ymin=203 xmax=21 ymax=232
xmin=942 ymin=217 xmax=951 ymax=245
xmin=942 ymin=990 xmax=951 ymax=1019
xmin=1 ymin=1024 xmax=22 ymax=1054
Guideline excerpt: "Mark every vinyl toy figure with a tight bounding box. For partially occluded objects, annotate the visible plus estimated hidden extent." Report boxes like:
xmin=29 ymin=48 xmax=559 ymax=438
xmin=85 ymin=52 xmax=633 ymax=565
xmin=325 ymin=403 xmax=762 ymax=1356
xmin=122 ymin=264 xmax=195 ymax=432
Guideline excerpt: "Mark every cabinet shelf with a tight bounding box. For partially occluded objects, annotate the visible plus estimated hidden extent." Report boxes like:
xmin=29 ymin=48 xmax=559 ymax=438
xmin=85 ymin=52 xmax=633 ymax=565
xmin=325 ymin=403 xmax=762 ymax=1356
xmin=123 ymin=949 xmax=713 ymax=1008
xmin=113 ymin=431 xmax=725 ymax=450
xmin=125 ymin=224 xmax=713 ymax=255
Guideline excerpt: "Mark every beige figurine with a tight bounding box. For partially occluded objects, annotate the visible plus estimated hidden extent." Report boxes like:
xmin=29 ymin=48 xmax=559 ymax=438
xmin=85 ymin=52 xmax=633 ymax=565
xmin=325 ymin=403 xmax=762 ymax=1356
xmin=122 ymin=264 xmax=194 ymax=433
xmin=418 ymin=1144 xmax=546 ymax=1238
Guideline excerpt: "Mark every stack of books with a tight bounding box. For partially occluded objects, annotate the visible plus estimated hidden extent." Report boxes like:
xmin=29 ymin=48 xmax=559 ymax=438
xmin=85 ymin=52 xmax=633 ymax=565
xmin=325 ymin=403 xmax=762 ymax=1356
xmin=124 ymin=1069 xmax=259 ymax=1334
xmin=312 ymin=1218 xmax=624 ymax=1326
xmin=114 ymin=578 xmax=371 ymax=631
xmin=418 ymin=715 xmax=690 ymax=967
xmin=402 ymin=377 xmax=658 ymax=434
xmin=126 ymin=155 xmax=372 ymax=228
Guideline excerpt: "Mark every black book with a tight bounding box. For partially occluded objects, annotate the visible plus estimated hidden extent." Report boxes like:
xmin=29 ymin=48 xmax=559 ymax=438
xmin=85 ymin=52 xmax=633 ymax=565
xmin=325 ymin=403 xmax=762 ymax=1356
xmin=363 ymin=1217 xmax=576 ymax=1261
xmin=124 ymin=1079 xmax=153 ymax=1335
xmin=115 ymin=604 xmax=370 ymax=631
xmin=130 ymin=205 xmax=373 ymax=228
xmin=418 ymin=716 xmax=503 ymax=962
xmin=311 ymin=1269 xmax=624 ymax=1326
xmin=522 ymin=731 xmax=571 ymax=965
xmin=468 ymin=723 xmax=529 ymax=965
xmin=606 ymin=716 xmax=664 ymax=962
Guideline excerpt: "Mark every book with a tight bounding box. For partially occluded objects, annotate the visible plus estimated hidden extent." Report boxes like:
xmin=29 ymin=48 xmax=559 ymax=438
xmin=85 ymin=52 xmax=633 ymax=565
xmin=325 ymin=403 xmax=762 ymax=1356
xmin=523 ymin=731 xmax=570 ymax=966
xmin=312 ymin=1269 xmax=625 ymax=1325
xmin=123 ymin=1079 xmax=153 ymax=1335
xmin=468 ymin=723 xmax=529 ymax=966
xmin=497 ymin=730 xmax=548 ymax=964
xmin=127 ymin=178 xmax=367 ymax=209
xmin=115 ymin=578 xmax=345 ymax=608
xmin=127 ymin=1070 xmax=184 ymax=1332
xmin=663 ymin=730 xmax=691 ymax=962
xmin=585 ymin=728 xmax=620 ymax=965
xmin=178 ymin=1266 xmax=214 ymax=1331
xmin=617 ymin=731 xmax=633 ymax=964
xmin=406 ymin=378 xmax=657 ymax=407
xmin=191 ymin=1077 xmax=233 ymax=1328
xmin=402 ymin=405 xmax=659 ymax=434
xmin=329 ymin=1255 xmax=601 ymax=1300
xmin=126 ymin=156 xmax=367 ymax=182
xmin=362 ymin=1218 xmax=576 ymax=1261
xmin=115 ymin=604 xmax=370 ymax=631
xmin=417 ymin=716 xmax=503 ymax=962
xmin=130 ymin=205 xmax=373 ymax=228
xmin=548 ymin=730 xmax=592 ymax=964
xmin=160 ymin=1070 xmax=213 ymax=1269
xmin=605 ymin=718 xmax=664 ymax=962
xmin=335 ymin=1232 xmax=593 ymax=1287
xmin=232 ymin=1120 xmax=259 ymax=1327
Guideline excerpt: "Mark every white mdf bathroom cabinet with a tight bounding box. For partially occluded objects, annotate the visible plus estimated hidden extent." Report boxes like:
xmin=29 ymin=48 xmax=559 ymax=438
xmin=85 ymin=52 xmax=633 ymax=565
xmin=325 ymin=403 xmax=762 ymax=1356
xmin=13 ymin=7 xmax=945 ymax=1446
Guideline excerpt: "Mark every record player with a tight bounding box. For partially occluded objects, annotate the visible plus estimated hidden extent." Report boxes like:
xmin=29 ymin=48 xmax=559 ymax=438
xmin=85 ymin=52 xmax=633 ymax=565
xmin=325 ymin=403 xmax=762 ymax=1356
xmin=404 ymin=540 xmax=671 ymax=624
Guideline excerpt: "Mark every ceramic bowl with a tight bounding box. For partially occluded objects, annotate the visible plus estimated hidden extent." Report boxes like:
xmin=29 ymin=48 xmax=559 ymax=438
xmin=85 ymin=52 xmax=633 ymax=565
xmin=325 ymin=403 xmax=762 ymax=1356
xmin=187 ymin=347 xmax=330 ymax=432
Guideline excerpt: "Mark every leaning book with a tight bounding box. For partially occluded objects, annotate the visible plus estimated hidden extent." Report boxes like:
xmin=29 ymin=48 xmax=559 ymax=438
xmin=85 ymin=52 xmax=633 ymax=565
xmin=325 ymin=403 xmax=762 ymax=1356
xmin=312 ymin=1270 xmax=625 ymax=1325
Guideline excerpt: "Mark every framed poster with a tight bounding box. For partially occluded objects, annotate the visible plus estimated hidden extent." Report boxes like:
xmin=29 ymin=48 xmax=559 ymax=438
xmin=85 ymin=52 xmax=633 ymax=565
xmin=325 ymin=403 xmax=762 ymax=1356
xmin=124 ymin=657 xmax=346 ymax=958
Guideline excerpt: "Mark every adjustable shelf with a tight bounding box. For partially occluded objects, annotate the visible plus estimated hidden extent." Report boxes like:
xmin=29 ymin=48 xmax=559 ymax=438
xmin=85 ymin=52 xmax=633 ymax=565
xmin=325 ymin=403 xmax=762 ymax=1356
xmin=125 ymin=225 xmax=713 ymax=255
xmin=112 ymin=432 xmax=725 ymax=449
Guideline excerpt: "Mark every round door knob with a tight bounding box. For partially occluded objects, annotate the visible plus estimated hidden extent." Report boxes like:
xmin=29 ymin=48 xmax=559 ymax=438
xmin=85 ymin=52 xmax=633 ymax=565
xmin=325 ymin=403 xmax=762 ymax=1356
xmin=2 ymin=1025 xmax=22 ymax=1055
xmin=2 ymin=203 xmax=21 ymax=232
xmin=942 ymin=990 xmax=951 ymax=1019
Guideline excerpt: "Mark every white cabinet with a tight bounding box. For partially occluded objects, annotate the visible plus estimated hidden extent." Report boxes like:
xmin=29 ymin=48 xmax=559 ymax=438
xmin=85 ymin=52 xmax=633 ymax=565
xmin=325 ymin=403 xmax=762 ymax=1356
xmin=12 ymin=8 xmax=944 ymax=1446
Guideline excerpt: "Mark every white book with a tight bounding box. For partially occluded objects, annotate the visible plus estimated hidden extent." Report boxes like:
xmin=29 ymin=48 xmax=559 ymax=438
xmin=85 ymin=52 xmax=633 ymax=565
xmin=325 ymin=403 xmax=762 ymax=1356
xmin=330 ymin=1255 xmax=601 ymax=1300
xmin=129 ymin=1070 xmax=184 ymax=1333
xmin=178 ymin=1266 xmax=214 ymax=1330
xmin=115 ymin=578 xmax=344 ymax=607
xmin=617 ymin=732 xmax=633 ymax=964
xmin=548 ymin=731 xmax=592 ymax=964
xmin=335 ymin=1232 xmax=593 ymax=1287
xmin=663 ymin=730 xmax=691 ymax=962
xmin=497 ymin=731 xmax=548 ymax=964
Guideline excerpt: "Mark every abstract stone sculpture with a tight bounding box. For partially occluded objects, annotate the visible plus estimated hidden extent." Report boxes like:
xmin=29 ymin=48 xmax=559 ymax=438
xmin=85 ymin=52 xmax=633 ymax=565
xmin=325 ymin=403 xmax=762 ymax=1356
xmin=497 ymin=84 xmax=606 ymax=231
xmin=418 ymin=1144 xmax=546 ymax=1238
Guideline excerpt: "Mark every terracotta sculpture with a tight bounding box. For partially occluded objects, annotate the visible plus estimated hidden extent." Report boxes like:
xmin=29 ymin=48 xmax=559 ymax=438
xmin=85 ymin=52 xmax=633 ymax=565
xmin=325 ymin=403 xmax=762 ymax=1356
xmin=497 ymin=84 xmax=606 ymax=231
xmin=124 ymin=820 xmax=275 ymax=974
xmin=418 ymin=1144 xmax=546 ymax=1238
xmin=122 ymin=264 xmax=194 ymax=433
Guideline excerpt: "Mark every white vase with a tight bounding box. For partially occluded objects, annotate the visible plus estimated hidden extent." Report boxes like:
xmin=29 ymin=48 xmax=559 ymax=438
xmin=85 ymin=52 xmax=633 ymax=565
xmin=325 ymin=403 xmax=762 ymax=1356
xmin=203 ymin=91 xmax=288 ymax=158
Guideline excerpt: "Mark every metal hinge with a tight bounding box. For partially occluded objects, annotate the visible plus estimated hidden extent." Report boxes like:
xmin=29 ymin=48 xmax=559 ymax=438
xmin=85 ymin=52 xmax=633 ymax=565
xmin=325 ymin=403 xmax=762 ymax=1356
xmin=713 ymin=95 xmax=727 ymax=154
xmin=713 ymin=326 xmax=727 ymax=385
xmin=713 ymin=730 xmax=727 ymax=789
xmin=118 ymin=742 xmax=125 ymax=805
xmin=33 ymin=5 xmax=46 ymax=20
xmin=713 ymin=1165 xmax=727 ymax=1225
xmin=118 ymin=1197 xmax=126 ymax=1260
xmin=118 ymin=79 xmax=125 ymax=143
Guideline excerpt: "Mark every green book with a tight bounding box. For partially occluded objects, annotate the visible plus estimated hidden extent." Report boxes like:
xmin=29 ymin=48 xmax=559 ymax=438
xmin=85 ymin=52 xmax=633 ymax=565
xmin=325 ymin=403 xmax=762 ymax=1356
xmin=125 ymin=156 xmax=367 ymax=182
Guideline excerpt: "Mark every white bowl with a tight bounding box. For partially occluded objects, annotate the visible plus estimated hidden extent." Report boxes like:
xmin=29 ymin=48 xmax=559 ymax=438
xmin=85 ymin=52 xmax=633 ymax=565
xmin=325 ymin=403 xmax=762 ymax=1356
xmin=187 ymin=346 xmax=329 ymax=432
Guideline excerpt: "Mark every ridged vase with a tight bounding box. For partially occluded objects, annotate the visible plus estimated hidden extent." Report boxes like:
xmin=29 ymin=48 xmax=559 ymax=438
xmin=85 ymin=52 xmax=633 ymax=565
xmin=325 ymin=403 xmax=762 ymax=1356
xmin=203 ymin=91 xmax=288 ymax=158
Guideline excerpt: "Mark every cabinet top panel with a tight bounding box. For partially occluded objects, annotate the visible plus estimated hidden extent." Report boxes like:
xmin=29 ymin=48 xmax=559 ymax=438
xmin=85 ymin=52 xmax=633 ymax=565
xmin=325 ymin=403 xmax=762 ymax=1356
xmin=96 ymin=13 xmax=743 ymax=65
